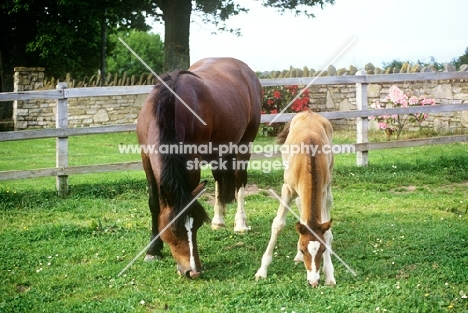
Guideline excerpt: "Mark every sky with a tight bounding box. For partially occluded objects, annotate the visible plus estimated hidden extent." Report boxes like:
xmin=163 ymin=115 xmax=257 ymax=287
xmin=149 ymin=0 xmax=467 ymax=73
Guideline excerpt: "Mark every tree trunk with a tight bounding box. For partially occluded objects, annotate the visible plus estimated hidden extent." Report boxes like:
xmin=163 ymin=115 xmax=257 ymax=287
xmin=100 ymin=9 xmax=107 ymax=83
xmin=159 ymin=0 xmax=192 ymax=72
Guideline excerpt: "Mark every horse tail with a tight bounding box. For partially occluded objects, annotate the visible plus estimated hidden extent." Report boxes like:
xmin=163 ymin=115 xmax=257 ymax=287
xmin=154 ymin=72 xmax=209 ymax=235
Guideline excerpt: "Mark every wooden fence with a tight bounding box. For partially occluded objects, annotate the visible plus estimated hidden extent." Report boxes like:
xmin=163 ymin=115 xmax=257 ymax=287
xmin=1 ymin=71 xmax=468 ymax=196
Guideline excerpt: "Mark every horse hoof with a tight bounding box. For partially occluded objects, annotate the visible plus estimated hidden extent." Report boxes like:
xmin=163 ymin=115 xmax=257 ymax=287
xmin=254 ymin=270 xmax=267 ymax=281
xmin=211 ymin=223 xmax=225 ymax=230
xmin=188 ymin=270 xmax=200 ymax=279
xmin=325 ymin=279 xmax=336 ymax=286
xmin=234 ymin=226 xmax=250 ymax=233
xmin=144 ymin=254 xmax=162 ymax=262
xmin=178 ymin=270 xmax=201 ymax=279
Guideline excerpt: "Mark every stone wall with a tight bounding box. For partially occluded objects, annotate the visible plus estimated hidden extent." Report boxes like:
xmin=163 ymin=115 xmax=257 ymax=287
xmin=13 ymin=67 xmax=148 ymax=130
xmin=12 ymin=67 xmax=468 ymax=133
xmin=306 ymin=80 xmax=468 ymax=132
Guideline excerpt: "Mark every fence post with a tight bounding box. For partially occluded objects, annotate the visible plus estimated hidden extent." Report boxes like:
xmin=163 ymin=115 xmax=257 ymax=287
xmin=355 ymin=70 xmax=369 ymax=166
xmin=56 ymin=82 xmax=69 ymax=197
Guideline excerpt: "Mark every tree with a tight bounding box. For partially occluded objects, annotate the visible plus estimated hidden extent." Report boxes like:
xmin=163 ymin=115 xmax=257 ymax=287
xmin=107 ymin=30 xmax=164 ymax=76
xmin=0 ymin=0 xmax=155 ymax=92
xmin=152 ymin=0 xmax=335 ymax=71
xmin=454 ymin=47 xmax=468 ymax=69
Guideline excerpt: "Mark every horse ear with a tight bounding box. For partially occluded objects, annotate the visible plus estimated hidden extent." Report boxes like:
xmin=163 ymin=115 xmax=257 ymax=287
xmin=295 ymin=222 xmax=308 ymax=235
xmin=191 ymin=180 xmax=207 ymax=196
xmin=320 ymin=219 xmax=333 ymax=233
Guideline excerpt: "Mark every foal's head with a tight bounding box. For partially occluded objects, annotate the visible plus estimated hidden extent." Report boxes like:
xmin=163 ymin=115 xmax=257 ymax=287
xmin=295 ymin=220 xmax=332 ymax=287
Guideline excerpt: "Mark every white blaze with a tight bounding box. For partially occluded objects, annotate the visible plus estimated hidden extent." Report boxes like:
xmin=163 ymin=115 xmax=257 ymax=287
xmin=185 ymin=217 xmax=196 ymax=271
xmin=307 ymin=241 xmax=320 ymax=284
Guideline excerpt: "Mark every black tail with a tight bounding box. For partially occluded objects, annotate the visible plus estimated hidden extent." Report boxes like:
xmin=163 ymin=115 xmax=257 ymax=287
xmin=154 ymin=71 xmax=209 ymax=235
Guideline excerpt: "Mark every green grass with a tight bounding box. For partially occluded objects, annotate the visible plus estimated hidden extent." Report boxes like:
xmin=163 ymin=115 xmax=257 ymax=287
xmin=1 ymin=131 xmax=468 ymax=312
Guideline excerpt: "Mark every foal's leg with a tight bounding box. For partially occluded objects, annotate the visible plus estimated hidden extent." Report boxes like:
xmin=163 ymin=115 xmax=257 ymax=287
xmin=293 ymin=197 xmax=304 ymax=263
xmin=323 ymin=229 xmax=336 ymax=286
xmin=322 ymin=181 xmax=336 ymax=285
xmin=255 ymin=184 xmax=293 ymax=279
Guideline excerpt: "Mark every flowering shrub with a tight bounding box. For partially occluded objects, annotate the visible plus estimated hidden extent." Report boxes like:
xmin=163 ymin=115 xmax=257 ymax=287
xmin=262 ymin=85 xmax=310 ymax=114
xmin=370 ymin=85 xmax=436 ymax=140
xmin=261 ymin=85 xmax=310 ymax=135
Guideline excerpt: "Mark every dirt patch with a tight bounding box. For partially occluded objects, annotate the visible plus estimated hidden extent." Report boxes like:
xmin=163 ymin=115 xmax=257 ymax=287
xmin=244 ymin=184 xmax=262 ymax=196
xmin=16 ymin=284 xmax=30 ymax=293
xmin=390 ymin=185 xmax=418 ymax=194
xmin=201 ymin=183 xmax=264 ymax=206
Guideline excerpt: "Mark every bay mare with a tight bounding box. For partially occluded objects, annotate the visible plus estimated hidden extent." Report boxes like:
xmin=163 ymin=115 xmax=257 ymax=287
xmin=137 ymin=57 xmax=262 ymax=278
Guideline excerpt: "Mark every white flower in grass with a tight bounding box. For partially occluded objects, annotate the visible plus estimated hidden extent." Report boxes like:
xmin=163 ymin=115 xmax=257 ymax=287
xmin=139 ymin=300 xmax=145 ymax=305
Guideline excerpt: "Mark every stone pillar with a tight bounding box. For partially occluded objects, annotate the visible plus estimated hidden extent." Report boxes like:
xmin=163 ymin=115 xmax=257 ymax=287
xmin=13 ymin=67 xmax=45 ymax=130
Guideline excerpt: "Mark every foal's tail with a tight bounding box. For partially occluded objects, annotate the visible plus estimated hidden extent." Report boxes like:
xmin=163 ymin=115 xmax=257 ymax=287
xmin=154 ymin=72 xmax=209 ymax=234
xmin=276 ymin=122 xmax=290 ymax=144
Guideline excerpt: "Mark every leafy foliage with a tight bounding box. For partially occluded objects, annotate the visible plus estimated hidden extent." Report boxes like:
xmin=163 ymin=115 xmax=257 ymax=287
xmin=260 ymin=0 xmax=335 ymax=16
xmin=453 ymin=47 xmax=468 ymax=69
xmin=382 ymin=57 xmax=446 ymax=72
xmin=107 ymin=30 xmax=164 ymax=76
xmin=0 ymin=0 xmax=155 ymax=86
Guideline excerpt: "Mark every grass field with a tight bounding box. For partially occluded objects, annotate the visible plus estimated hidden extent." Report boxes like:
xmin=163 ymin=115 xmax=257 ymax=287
xmin=1 ymin=131 xmax=468 ymax=312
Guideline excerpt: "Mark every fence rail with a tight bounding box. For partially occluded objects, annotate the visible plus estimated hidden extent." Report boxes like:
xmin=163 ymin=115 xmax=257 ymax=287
xmin=1 ymin=71 xmax=468 ymax=196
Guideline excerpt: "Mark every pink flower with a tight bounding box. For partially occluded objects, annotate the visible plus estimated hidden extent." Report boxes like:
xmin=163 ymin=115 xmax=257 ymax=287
xmin=420 ymin=97 xmax=436 ymax=105
xmin=387 ymin=85 xmax=408 ymax=104
xmin=378 ymin=122 xmax=388 ymax=129
xmin=409 ymin=96 xmax=419 ymax=105
xmin=371 ymin=100 xmax=381 ymax=109
xmin=399 ymin=99 xmax=408 ymax=107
